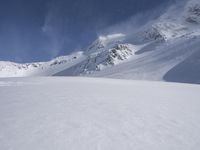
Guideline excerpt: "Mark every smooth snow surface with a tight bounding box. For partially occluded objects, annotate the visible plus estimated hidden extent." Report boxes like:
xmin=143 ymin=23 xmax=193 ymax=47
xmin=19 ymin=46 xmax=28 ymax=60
xmin=0 ymin=77 xmax=200 ymax=150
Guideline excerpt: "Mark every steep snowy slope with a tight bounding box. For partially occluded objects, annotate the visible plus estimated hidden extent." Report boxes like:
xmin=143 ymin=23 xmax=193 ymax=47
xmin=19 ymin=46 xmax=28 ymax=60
xmin=54 ymin=0 xmax=200 ymax=83
xmin=0 ymin=77 xmax=200 ymax=150
xmin=87 ymin=35 xmax=200 ymax=82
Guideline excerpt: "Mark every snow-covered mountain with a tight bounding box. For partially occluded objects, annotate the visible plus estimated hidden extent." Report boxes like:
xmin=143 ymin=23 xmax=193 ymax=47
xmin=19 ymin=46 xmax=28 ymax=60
xmin=0 ymin=52 xmax=86 ymax=77
xmin=1 ymin=0 xmax=200 ymax=83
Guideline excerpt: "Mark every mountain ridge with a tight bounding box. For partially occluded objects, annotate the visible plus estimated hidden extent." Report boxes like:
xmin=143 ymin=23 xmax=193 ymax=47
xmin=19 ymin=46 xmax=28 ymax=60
xmin=0 ymin=0 xmax=200 ymax=84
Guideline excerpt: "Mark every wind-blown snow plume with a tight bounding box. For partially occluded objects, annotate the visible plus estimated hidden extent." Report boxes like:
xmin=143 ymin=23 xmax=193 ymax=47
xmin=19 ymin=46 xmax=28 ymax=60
xmin=99 ymin=2 xmax=172 ymax=36
xmin=42 ymin=1 xmax=68 ymax=58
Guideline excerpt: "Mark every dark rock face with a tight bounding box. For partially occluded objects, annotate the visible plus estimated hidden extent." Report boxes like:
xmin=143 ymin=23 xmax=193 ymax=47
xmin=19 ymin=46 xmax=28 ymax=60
xmin=186 ymin=4 xmax=200 ymax=23
xmin=80 ymin=44 xmax=133 ymax=73
xmin=144 ymin=27 xmax=166 ymax=41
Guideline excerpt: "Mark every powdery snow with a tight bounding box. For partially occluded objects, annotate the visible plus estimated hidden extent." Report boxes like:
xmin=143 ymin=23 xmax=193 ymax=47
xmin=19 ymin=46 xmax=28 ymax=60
xmin=0 ymin=77 xmax=200 ymax=150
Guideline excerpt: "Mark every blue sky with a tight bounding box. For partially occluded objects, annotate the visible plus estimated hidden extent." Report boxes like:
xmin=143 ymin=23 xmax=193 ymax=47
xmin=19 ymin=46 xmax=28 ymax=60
xmin=0 ymin=0 xmax=172 ymax=62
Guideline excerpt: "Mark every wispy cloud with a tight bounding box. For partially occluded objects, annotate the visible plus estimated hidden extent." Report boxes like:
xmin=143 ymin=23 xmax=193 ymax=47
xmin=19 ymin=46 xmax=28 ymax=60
xmin=42 ymin=1 xmax=68 ymax=58
xmin=42 ymin=0 xmax=174 ymax=58
xmin=98 ymin=1 xmax=172 ymax=36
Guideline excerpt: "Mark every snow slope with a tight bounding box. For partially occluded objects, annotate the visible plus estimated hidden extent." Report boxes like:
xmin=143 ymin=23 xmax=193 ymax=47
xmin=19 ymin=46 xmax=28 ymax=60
xmin=87 ymin=35 xmax=200 ymax=82
xmin=0 ymin=77 xmax=200 ymax=150
xmin=54 ymin=0 xmax=200 ymax=83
